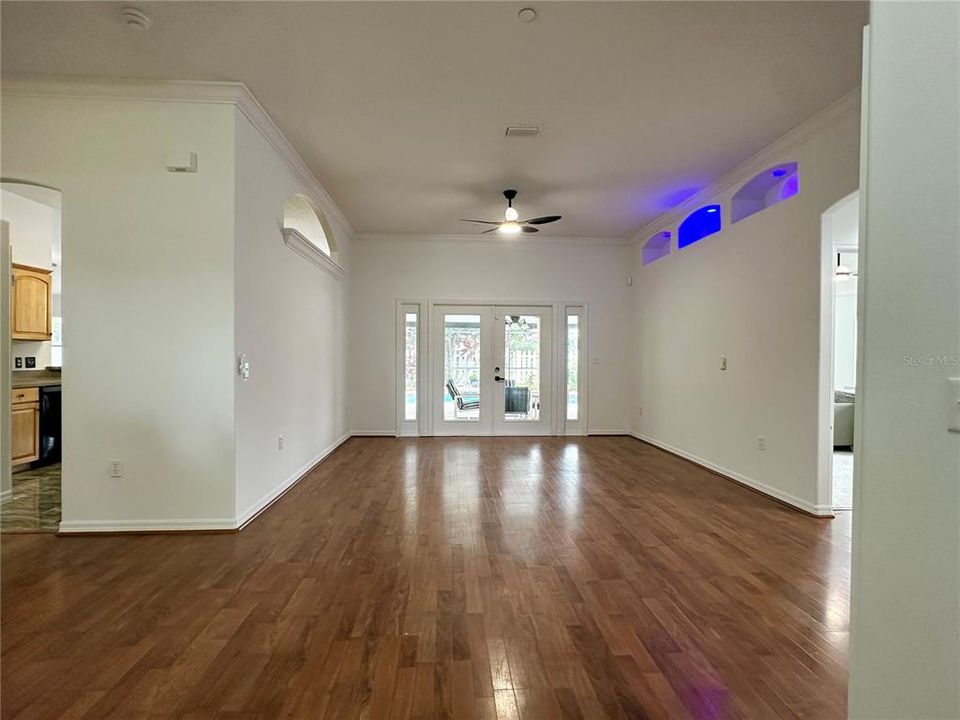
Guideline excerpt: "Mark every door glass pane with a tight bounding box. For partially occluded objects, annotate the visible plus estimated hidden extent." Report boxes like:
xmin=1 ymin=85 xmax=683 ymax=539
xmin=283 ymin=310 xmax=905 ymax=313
xmin=566 ymin=314 xmax=579 ymax=421
xmin=404 ymin=312 xmax=417 ymax=420
xmin=503 ymin=314 xmax=540 ymax=422
xmin=443 ymin=314 xmax=481 ymax=421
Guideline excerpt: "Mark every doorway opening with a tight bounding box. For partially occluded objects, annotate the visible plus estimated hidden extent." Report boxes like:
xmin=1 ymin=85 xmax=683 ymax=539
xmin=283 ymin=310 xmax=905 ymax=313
xmin=1 ymin=182 xmax=63 ymax=533
xmin=819 ymin=190 xmax=859 ymax=513
xmin=433 ymin=305 xmax=554 ymax=436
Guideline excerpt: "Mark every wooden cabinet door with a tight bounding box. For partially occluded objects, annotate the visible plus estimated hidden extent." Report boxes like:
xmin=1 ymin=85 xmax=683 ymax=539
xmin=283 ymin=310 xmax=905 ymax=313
xmin=11 ymin=403 xmax=39 ymax=464
xmin=11 ymin=264 xmax=52 ymax=340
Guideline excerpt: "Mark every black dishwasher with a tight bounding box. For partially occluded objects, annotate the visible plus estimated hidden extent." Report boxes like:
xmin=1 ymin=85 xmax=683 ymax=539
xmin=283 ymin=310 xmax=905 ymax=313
xmin=34 ymin=385 xmax=61 ymax=468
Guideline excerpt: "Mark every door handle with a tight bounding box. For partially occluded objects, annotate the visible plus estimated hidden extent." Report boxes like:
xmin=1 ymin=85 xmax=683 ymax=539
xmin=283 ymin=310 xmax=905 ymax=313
xmin=494 ymin=375 xmax=505 ymax=382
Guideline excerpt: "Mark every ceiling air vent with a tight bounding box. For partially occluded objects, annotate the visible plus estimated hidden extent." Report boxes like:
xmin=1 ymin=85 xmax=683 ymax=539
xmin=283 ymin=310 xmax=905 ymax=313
xmin=504 ymin=125 xmax=541 ymax=137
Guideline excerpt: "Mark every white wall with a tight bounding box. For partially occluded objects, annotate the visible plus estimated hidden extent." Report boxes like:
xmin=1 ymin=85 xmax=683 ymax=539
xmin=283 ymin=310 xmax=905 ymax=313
xmin=631 ymin=95 xmax=861 ymax=515
xmin=2 ymin=188 xmax=57 ymax=370
xmin=1 ymin=189 xmax=56 ymax=268
xmin=233 ymin=109 xmax=350 ymax=523
xmin=849 ymin=4 xmax=960 ymax=717
xmin=348 ymin=236 xmax=633 ymax=435
xmin=1 ymin=93 xmax=238 ymax=530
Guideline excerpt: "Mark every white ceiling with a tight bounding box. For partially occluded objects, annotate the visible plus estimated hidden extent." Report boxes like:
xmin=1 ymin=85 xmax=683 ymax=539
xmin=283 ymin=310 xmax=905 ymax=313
xmin=1 ymin=2 xmax=866 ymax=238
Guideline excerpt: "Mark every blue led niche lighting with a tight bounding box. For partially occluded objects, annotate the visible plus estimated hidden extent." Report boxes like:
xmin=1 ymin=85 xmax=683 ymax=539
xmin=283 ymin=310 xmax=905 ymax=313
xmin=731 ymin=163 xmax=800 ymax=223
xmin=678 ymin=205 xmax=722 ymax=248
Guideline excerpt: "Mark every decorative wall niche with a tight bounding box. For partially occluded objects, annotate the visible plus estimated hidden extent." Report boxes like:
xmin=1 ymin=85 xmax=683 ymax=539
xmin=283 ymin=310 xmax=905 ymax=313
xmin=642 ymin=231 xmax=672 ymax=266
xmin=731 ymin=163 xmax=800 ymax=223
xmin=677 ymin=205 xmax=722 ymax=248
xmin=282 ymin=194 xmax=344 ymax=277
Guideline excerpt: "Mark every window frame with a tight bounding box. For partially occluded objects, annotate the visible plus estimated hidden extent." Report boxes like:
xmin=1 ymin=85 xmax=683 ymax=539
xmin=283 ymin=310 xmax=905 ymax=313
xmin=396 ymin=300 xmax=425 ymax=436
xmin=561 ymin=304 xmax=588 ymax=436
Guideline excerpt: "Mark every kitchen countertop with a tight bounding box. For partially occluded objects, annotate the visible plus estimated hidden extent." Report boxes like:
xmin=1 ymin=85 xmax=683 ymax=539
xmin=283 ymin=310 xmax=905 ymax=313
xmin=12 ymin=370 xmax=62 ymax=388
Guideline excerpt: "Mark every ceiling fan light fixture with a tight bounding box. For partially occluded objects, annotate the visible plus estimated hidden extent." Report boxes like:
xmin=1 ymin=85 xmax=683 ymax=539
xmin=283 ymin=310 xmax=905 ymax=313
xmin=462 ymin=189 xmax=561 ymax=235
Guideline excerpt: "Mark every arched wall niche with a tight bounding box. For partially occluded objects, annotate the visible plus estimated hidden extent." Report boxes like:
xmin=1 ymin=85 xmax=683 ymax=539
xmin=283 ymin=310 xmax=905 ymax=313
xmin=281 ymin=194 xmax=344 ymax=278
xmin=642 ymin=231 xmax=672 ymax=266
xmin=731 ymin=163 xmax=800 ymax=224
xmin=677 ymin=205 xmax=722 ymax=249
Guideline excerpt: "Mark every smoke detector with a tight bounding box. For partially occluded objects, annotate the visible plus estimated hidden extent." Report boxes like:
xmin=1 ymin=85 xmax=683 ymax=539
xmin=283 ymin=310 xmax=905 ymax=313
xmin=121 ymin=7 xmax=152 ymax=30
xmin=518 ymin=8 xmax=537 ymax=23
xmin=504 ymin=125 xmax=541 ymax=137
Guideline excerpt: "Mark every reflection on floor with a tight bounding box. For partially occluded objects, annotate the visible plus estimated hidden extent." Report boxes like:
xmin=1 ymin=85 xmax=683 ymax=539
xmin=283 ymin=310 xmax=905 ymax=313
xmin=1 ymin=463 xmax=61 ymax=533
xmin=833 ymin=450 xmax=853 ymax=511
xmin=2 ymin=438 xmax=852 ymax=719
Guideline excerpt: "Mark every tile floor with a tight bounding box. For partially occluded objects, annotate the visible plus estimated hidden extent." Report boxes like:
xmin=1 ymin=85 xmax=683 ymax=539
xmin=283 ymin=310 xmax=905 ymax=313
xmin=1 ymin=463 xmax=61 ymax=533
xmin=833 ymin=450 xmax=853 ymax=511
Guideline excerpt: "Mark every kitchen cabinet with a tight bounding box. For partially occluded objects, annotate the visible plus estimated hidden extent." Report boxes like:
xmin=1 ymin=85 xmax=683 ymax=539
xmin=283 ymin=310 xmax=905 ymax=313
xmin=11 ymin=263 xmax=52 ymax=341
xmin=11 ymin=387 xmax=40 ymax=465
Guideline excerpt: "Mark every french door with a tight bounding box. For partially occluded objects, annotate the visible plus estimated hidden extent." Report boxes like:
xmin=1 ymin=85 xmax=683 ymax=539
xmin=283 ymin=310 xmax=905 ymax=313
xmin=433 ymin=304 xmax=553 ymax=436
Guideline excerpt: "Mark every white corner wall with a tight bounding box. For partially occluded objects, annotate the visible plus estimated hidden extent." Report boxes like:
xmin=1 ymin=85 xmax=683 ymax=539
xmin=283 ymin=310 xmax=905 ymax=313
xmin=1 ymin=92 xmax=238 ymax=530
xmin=348 ymin=236 xmax=633 ymax=435
xmin=849 ymin=4 xmax=960 ymax=717
xmin=233 ymin=110 xmax=350 ymax=524
xmin=631 ymin=94 xmax=861 ymax=515
xmin=1 ymin=189 xmax=56 ymax=269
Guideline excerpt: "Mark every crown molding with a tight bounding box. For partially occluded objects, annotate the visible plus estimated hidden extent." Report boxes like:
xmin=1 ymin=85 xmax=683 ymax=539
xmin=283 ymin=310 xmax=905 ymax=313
xmin=1 ymin=75 xmax=355 ymax=242
xmin=282 ymin=228 xmax=346 ymax=278
xmin=354 ymin=232 xmax=632 ymax=247
xmin=630 ymin=87 xmax=861 ymax=244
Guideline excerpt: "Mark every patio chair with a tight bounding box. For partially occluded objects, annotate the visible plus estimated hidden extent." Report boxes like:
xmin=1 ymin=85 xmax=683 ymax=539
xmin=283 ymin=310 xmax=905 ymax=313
xmin=446 ymin=380 xmax=479 ymax=411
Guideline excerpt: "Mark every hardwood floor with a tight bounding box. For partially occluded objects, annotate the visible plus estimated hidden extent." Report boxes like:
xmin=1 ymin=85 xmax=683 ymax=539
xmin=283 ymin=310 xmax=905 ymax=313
xmin=1 ymin=437 xmax=851 ymax=719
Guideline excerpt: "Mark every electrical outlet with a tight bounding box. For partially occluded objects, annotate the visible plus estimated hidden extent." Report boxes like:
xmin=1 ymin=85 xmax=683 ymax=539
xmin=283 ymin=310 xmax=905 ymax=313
xmin=108 ymin=460 xmax=123 ymax=478
xmin=25 ymin=356 xmax=36 ymax=368
xmin=14 ymin=357 xmax=22 ymax=369
xmin=278 ymin=435 xmax=285 ymax=451
xmin=757 ymin=436 xmax=766 ymax=451
xmin=636 ymin=406 xmax=643 ymax=416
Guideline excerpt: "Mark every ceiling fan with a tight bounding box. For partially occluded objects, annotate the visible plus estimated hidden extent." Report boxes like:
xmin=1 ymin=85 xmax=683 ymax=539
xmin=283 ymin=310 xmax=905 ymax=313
xmin=461 ymin=189 xmax=561 ymax=235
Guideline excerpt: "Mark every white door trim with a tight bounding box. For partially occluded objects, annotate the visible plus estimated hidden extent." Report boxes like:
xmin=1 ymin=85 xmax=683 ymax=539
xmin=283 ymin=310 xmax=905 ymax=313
xmin=431 ymin=304 xmax=494 ymax=436
xmin=492 ymin=305 xmax=554 ymax=437
xmin=416 ymin=298 xmax=585 ymax=437
xmin=395 ymin=300 xmax=427 ymax=437
xmin=561 ymin=303 xmax=589 ymax=436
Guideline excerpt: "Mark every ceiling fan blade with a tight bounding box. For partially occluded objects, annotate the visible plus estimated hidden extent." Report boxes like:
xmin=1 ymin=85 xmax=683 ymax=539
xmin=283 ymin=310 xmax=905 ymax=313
xmin=522 ymin=215 xmax=562 ymax=225
xmin=522 ymin=225 xmax=539 ymax=233
xmin=461 ymin=219 xmax=500 ymax=225
xmin=481 ymin=226 xmax=500 ymax=234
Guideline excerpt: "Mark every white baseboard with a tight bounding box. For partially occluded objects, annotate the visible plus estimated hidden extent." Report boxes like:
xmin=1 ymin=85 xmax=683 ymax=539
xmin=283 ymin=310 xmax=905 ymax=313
xmin=235 ymin=432 xmax=351 ymax=529
xmin=587 ymin=429 xmax=631 ymax=436
xmin=59 ymin=433 xmax=353 ymax=534
xmin=58 ymin=517 xmax=238 ymax=533
xmin=1 ymin=489 xmax=12 ymax=505
xmin=350 ymin=430 xmax=396 ymax=436
xmin=631 ymin=432 xmax=832 ymax=517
